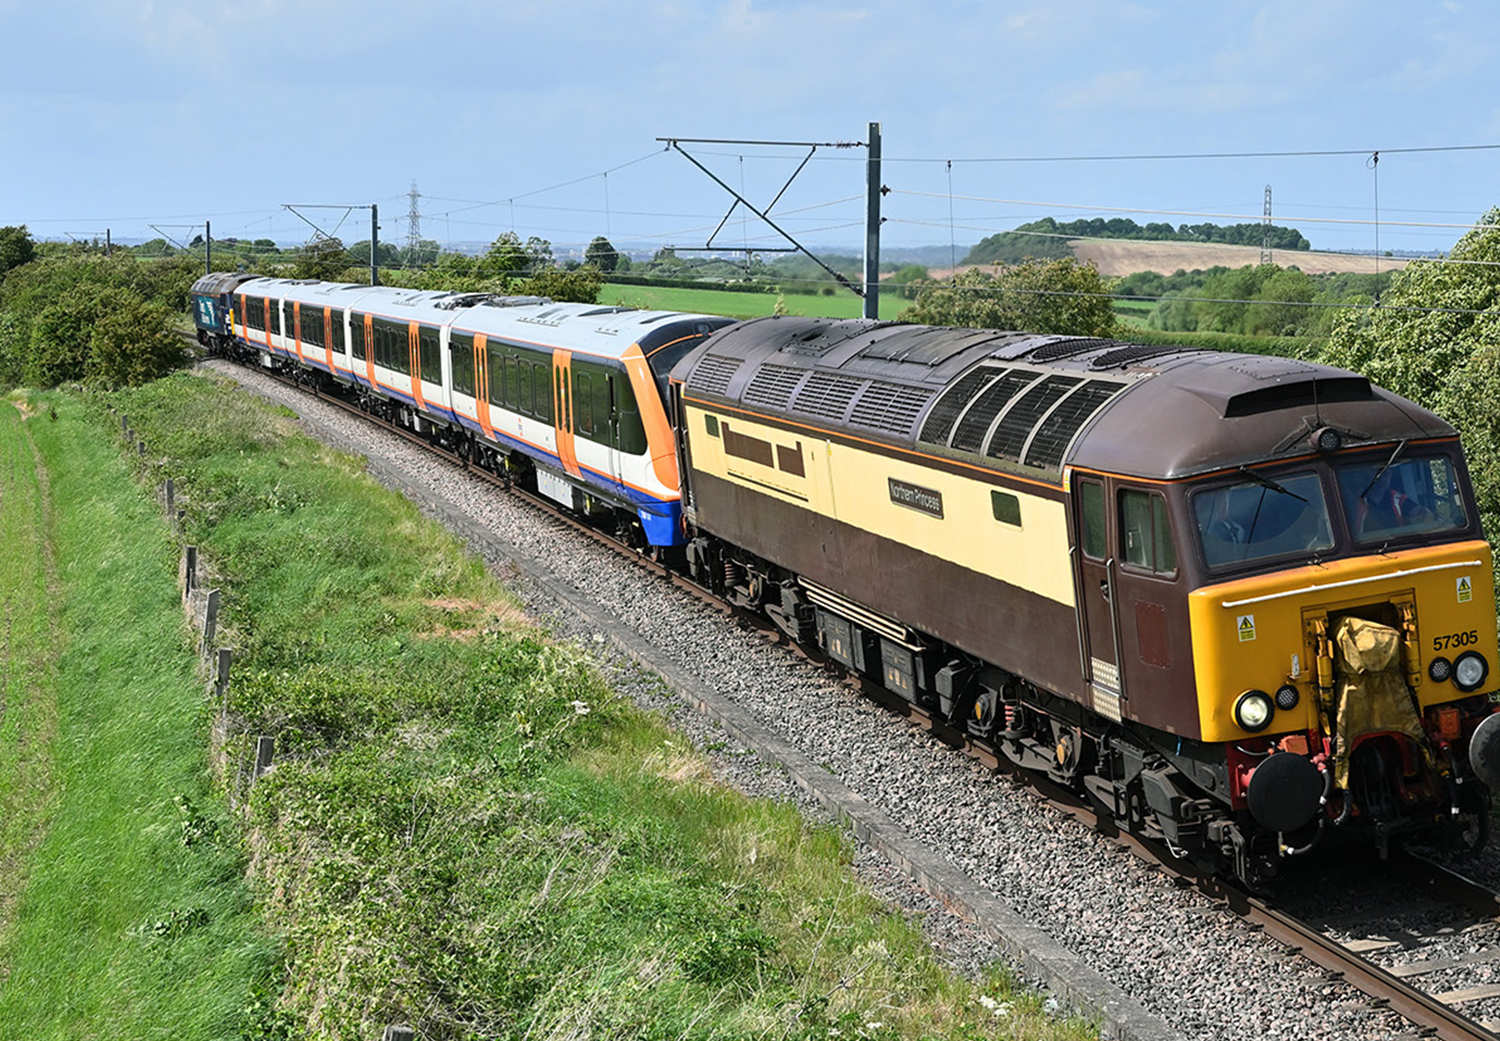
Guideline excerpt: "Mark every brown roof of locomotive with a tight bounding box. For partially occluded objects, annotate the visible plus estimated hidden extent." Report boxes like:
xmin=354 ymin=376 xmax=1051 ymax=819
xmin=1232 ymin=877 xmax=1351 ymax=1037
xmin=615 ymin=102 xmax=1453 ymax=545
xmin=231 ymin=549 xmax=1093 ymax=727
xmin=673 ymin=316 xmax=1455 ymax=482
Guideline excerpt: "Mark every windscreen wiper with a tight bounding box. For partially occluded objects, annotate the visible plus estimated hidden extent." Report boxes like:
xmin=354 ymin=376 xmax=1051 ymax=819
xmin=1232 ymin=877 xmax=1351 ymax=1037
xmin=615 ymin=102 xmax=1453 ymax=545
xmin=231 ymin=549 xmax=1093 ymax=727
xmin=1358 ymin=440 xmax=1407 ymax=501
xmin=1236 ymin=465 xmax=1308 ymax=503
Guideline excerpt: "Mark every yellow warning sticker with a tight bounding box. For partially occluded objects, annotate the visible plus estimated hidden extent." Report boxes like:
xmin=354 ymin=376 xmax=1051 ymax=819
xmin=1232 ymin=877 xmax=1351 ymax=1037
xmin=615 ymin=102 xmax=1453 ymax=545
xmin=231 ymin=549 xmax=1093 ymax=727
xmin=1458 ymin=576 xmax=1473 ymax=604
xmin=1237 ymin=614 xmax=1257 ymax=642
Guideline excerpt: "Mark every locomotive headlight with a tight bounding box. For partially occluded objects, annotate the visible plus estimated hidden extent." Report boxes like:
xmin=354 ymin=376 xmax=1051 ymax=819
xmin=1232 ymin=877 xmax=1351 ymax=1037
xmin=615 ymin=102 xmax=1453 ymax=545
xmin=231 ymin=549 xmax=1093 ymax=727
xmin=1235 ymin=690 xmax=1275 ymax=732
xmin=1313 ymin=426 xmax=1343 ymax=453
xmin=1429 ymin=656 xmax=1453 ymax=683
xmin=1454 ymin=652 xmax=1490 ymax=693
xmin=1274 ymin=684 xmax=1300 ymax=711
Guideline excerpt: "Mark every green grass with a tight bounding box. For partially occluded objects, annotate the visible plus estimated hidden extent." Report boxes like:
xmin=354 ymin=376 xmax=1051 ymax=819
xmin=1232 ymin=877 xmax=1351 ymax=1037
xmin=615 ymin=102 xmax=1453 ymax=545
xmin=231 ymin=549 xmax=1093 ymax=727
xmin=0 ymin=399 xmax=58 ymax=973
xmin=93 ymin=370 xmax=1096 ymax=1041
xmin=0 ymin=392 xmax=271 ymax=1038
xmin=602 ymin=282 xmax=911 ymax=321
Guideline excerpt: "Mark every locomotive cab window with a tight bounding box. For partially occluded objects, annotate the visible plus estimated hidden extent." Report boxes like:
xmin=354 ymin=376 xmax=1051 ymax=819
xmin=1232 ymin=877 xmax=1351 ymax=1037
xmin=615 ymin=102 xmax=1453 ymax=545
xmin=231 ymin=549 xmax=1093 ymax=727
xmin=1337 ymin=454 xmax=1469 ymax=544
xmin=1192 ymin=470 xmax=1334 ymax=569
xmin=1120 ymin=489 xmax=1177 ymax=576
xmin=1079 ymin=480 xmax=1106 ymax=560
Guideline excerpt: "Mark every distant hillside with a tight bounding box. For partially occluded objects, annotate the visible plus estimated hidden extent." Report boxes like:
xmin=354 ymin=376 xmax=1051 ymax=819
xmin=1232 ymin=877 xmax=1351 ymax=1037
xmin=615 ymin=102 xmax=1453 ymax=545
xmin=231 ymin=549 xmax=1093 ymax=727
xmin=963 ymin=216 xmax=1311 ymax=266
xmin=929 ymin=240 xmax=1404 ymax=280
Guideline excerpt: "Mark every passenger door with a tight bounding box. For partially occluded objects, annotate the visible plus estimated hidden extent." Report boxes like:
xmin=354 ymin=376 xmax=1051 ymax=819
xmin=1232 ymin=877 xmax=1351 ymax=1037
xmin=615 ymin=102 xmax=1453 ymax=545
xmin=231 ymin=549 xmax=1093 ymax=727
xmin=605 ymin=371 xmax=626 ymax=487
xmin=552 ymin=352 xmax=581 ymax=478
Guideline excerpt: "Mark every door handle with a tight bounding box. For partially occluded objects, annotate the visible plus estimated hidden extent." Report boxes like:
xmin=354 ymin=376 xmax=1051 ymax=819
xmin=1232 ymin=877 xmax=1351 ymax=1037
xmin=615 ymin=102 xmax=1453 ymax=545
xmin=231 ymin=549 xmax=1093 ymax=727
xmin=1099 ymin=579 xmax=1111 ymax=602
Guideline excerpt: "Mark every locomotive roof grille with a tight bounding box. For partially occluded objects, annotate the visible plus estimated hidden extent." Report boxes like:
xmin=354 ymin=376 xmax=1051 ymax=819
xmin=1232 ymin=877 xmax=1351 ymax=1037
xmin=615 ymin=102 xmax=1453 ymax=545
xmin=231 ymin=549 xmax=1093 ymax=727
xmin=1020 ymin=380 xmax=1123 ymax=470
xmin=849 ymin=382 xmax=936 ymax=436
xmin=688 ymin=355 xmax=743 ymax=397
xmin=1028 ymin=337 xmax=1117 ymax=362
xmin=1089 ymin=343 xmax=1205 ymax=370
xmin=792 ymin=371 xmax=865 ymax=422
xmin=742 ymin=363 xmax=807 ymax=410
xmin=986 ymin=375 xmax=1083 ymax=462
xmin=917 ymin=367 xmax=999 ymax=445
xmin=950 ymin=370 xmax=1041 ymax=454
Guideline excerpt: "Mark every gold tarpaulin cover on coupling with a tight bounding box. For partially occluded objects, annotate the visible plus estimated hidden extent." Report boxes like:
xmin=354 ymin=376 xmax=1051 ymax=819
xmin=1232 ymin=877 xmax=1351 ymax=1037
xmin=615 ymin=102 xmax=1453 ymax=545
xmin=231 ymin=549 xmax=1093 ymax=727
xmin=1330 ymin=616 xmax=1425 ymax=788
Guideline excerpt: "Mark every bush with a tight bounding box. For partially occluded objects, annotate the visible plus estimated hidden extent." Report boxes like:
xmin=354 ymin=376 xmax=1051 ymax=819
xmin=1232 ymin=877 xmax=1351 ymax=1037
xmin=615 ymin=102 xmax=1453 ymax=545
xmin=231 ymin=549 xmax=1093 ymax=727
xmin=0 ymin=252 xmax=197 ymax=390
xmin=87 ymin=291 xmax=188 ymax=387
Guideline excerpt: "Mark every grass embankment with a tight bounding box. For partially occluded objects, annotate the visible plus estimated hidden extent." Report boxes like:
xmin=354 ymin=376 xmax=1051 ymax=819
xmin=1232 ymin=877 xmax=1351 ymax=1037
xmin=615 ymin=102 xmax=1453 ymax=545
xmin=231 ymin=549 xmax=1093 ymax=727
xmin=0 ymin=394 xmax=270 ymax=1037
xmin=602 ymin=282 xmax=910 ymax=321
xmin=102 ymin=369 xmax=1095 ymax=1040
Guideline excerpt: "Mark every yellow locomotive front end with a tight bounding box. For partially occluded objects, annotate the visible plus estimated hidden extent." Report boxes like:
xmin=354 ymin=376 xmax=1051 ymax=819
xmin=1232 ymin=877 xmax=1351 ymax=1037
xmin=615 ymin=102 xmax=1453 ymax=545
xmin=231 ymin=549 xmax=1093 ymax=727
xmin=1186 ymin=446 xmax=1498 ymax=854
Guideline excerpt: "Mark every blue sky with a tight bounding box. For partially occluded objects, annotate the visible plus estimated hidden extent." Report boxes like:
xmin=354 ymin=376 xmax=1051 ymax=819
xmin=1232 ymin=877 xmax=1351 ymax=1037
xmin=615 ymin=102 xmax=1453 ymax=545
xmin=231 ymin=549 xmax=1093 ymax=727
xmin=3 ymin=0 xmax=1498 ymax=258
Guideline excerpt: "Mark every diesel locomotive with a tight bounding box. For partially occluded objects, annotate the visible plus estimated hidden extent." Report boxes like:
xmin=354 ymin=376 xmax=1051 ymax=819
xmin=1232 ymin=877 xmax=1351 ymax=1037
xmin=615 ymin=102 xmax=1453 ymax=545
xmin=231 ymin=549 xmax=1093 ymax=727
xmin=192 ymin=273 xmax=1500 ymax=887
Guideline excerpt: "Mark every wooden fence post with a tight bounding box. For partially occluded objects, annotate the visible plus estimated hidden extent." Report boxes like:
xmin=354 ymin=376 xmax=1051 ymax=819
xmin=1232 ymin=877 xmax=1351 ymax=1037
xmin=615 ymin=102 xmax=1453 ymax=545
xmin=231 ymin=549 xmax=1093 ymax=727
xmin=215 ymin=647 xmax=232 ymax=707
xmin=254 ymin=736 xmax=275 ymax=778
xmin=202 ymin=589 xmax=219 ymax=653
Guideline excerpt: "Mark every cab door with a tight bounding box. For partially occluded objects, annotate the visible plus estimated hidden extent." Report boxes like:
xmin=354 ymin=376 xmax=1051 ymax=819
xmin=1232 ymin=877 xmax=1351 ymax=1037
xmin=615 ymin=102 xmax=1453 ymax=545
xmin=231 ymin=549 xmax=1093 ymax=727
xmin=1071 ymin=474 xmax=1125 ymax=723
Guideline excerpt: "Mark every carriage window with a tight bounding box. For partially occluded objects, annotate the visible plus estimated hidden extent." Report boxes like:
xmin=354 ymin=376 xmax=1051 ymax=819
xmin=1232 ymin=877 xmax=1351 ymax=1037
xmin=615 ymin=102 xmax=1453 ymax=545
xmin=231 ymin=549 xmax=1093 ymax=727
xmin=533 ymin=364 xmax=553 ymax=422
xmin=1121 ymin=490 xmax=1176 ymax=576
xmin=418 ymin=327 xmax=442 ymax=385
xmin=486 ymin=349 xmax=504 ymax=407
xmin=350 ymin=316 xmax=365 ymax=360
xmin=1080 ymin=481 xmax=1105 ymax=560
xmin=1337 ymin=455 xmax=1467 ymax=544
xmin=574 ymin=371 xmax=593 ymax=435
xmin=451 ymin=333 xmax=475 ymax=397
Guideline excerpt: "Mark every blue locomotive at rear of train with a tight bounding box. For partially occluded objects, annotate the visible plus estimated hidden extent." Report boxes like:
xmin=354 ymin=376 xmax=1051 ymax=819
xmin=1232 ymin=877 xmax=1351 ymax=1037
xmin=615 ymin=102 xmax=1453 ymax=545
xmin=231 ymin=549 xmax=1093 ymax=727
xmin=214 ymin=274 xmax=731 ymax=549
xmin=190 ymin=272 xmax=261 ymax=347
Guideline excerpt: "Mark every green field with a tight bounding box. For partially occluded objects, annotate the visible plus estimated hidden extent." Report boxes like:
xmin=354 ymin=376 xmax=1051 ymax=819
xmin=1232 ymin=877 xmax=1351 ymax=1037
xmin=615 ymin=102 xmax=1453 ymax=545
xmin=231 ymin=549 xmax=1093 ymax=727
xmin=602 ymin=282 xmax=911 ymax=321
xmin=0 ymin=395 xmax=270 ymax=1038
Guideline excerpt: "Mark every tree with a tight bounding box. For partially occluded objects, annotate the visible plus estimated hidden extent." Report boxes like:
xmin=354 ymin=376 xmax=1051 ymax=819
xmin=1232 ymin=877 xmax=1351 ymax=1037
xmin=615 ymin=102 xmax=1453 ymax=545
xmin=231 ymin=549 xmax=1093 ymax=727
xmin=348 ymin=239 xmax=401 ymax=269
xmin=892 ymin=263 xmax=929 ymax=300
xmin=648 ymin=246 xmax=687 ymax=275
xmin=899 ymin=257 xmax=1116 ymax=338
xmin=291 ymin=236 xmax=349 ymax=281
xmin=1246 ymin=267 xmax=1315 ymax=336
xmin=397 ymin=239 xmax=441 ymax=269
xmin=585 ymin=236 xmax=620 ymax=272
xmin=0 ymin=225 xmax=36 ymax=277
xmin=1322 ymin=206 xmax=1500 ymax=542
xmin=478 ymin=232 xmax=547 ymax=279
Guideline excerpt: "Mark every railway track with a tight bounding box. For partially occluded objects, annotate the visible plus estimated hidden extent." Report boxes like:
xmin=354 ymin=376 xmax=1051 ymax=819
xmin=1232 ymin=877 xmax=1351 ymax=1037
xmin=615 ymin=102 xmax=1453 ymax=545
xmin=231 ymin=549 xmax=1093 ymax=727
xmin=207 ymin=349 xmax=1500 ymax=1041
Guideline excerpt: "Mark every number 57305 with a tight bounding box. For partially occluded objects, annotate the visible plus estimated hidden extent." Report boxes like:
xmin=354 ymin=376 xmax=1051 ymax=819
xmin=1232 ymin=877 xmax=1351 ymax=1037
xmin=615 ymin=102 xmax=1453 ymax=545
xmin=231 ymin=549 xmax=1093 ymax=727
xmin=1434 ymin=630 xmax=1480 ymax=652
